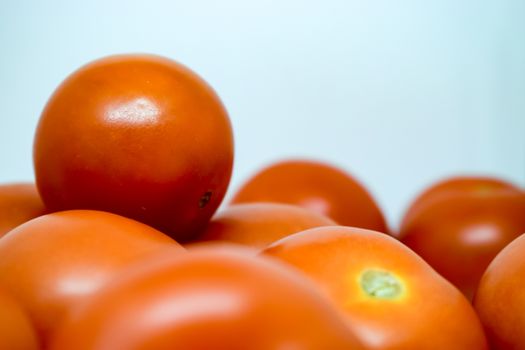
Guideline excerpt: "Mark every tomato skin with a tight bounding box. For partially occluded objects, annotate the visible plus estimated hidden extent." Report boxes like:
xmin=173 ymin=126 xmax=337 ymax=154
xmin=231 ymin=160 xmax=388 ymax=233
xmin=34 ymin=54 xmax=234 ymax=241
xmin=263 ymin=226 xmax=488 ymax=350
xmin=50 ymin=249 xmax=364 ymax=350
xmin=0 ymin=183 xmax=46 ymax=238
xmin=0 ymin=288 xmax=39 ymax=350
xmin=195 ymin=202 xmax=336 ymax=249
xmin=399 ymin=191 xmax=525 ymax=299
xmin=0 ymin=210 xmax=182 ymax=343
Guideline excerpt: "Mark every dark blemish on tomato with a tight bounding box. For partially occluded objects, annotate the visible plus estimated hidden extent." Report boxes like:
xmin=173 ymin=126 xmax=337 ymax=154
xmin=199 ymin=191 xmax=212 ymax=208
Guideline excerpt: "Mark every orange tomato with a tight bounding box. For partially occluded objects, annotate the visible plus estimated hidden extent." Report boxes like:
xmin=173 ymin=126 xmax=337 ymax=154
xmin=474 ymin=233 xmax=525 ymax=349
xmin=0 ymin=183 xmax=46 ymax=238
xmin=34 ymin=54 xmax=234 ymax=241
xmin=195 ymin=202 xmax=335 ymax=249
xmin=50 ymin=249 xmax=364 ymax=350
xmin=0 ymin=288 xmax=39 ymax=350
xmin=232 ymin=159 xmax=388 ymax=233
xmin=0 ymin=210 xmax=182 ymax=343
xmin=263 ymin=226 xmax=488 ymax=350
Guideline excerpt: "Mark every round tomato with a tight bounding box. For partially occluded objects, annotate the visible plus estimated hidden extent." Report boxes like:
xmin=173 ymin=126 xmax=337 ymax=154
xmin=0 ymin=288 xmax=39 ymax=350
xmin=399 ymin=190 xmax=525 ymax=299
xmin=474 ymin=233 xmax=525 ymax=349
xmin=263 ymin=226 xmax=488 ymax=349
xmin=50 ymin=249 xmax=364 ymax=350
xmin=0 ymin=183 xmax=46 ymax=238
xmin=0 ymin=210 xmax=182 ymax=343
xmin=231 ymin=159 xmax=388 ymax=233
xmin=34 ymin=54 xmax=234 ymax=241
xmin=195 ymin=202 xmax=335 ymax=249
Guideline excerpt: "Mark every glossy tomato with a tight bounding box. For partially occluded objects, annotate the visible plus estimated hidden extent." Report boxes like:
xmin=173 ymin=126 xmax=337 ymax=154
xmin=263 ymin=226 xmax=488 ymax=349
xmin=0 ymin=288 xmax=39 ymax=350
xmin=474 ymin=233 xmax=525 ymax=349
xmin=0 ymin=210 xmax=182 ymax=343
xmin=0 ymin=183 xmax=46 ymax=238
xmin=195 ymin=202 xmax=335 ymax=249
xmin=34 ymin=54 xmax=234 ymax=241
xmin=232 ymin=159 xmax=388 ymax=233
xmin=50 ymin=249 xmax=364 ymax=350
xmin=399 ymin=189 xmax=525 ymax=299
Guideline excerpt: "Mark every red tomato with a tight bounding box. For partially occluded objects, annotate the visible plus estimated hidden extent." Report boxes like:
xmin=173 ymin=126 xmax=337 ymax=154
xmin=399 ymin=188 xmax=525 ymax=299
xmin=231 ymin=160 xmax=388 ymax=233
xmin=474 ymin=233 xmax=525 ymax=349
xmin=195 ymin=202 xmax=336 ymax=249
xmin=0 ymin=288 xmax=39 ymax=350
xmin=50 ymin=249 xmax=364 ymax=350
xmin=0 ymin=183 xmax=46 ymax=238
xmin=0 ymin=210 xmax=182 ymax=343
xmin=34 ymin=54 xmax=234 ymax=241
xmin=263 ymin=226 xmax=488 ymax=350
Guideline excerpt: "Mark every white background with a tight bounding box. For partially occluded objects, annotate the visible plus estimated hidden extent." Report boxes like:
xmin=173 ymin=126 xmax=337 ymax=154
xmin=1 ymin=0 xmax=524 ymax=229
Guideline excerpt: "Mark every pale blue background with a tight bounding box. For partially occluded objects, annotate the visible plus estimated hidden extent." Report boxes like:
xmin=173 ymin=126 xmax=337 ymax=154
xmin=1 ymin=0 xmax=524 ymax=228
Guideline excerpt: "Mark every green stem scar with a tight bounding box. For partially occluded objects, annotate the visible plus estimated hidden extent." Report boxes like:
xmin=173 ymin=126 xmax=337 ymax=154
xmin=360 ymin=269 xmax=403 ymax=299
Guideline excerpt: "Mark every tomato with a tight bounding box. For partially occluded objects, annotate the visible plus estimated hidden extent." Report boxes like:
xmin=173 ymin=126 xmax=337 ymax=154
xmin=195 ymin=202 xmax=336 ymax=249
xmin=399 ymin=189 xmax=525 ymax=299
xmin=0 ymin=288 xmax=39 ymax=350
xmin=50 ymin=249 xmax=364 ymax=350
xmin=34 ymin=54 xmax=234 ymax=241
xmin=231 ymin=160 xmax=388 ymax=233
xmin=474 ymin=233 xmax=525 ymax=349
xmin=263 ymin=226 xmax=488 ymax=349
xmin=0 ymin=210 xmax=182 ymax=343
xmin=0 ymin=183 xmax=46 ymax=238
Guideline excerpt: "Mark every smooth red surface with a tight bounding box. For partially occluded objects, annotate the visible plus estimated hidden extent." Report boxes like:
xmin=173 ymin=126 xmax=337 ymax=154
xmin=50 ymin=249 xmax=364 ymax=350
xmin=0 ymin=183 xmax=46 ymax=238
xmin=196 ymin=202 xmax=336 ymax=249
xmin=475 ymin=233 xmax=525 ymax=349
xmin=263 ymin=226 xmax=488 ymax=350
xmin=232 ymin=160 xmax=388 ymax=233
xmin=0 ymin=288 xmax=39 ymax=350
xmin=34 ymin=54 xmax=234 ymax=241
xmin=0 ymin=210 xmax=182 ymax=343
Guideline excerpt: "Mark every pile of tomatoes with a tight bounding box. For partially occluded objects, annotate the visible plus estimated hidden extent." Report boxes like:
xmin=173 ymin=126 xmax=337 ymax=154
xmin=1 ymin=54 xmax=524 ymax=350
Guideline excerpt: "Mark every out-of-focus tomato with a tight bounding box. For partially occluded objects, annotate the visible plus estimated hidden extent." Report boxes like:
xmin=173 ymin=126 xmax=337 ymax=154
xmin=0 ymin=288 xmax=39 ymax=350
xmin=263 ymin=226 xmax=488 ymax=350
xmin=195 ymin=202 xmax=336 ymax=249
xmin=34 ymin=54 xmax=234 ymax=241
xmin=231 ymin=160 xmax=388 ymax=233
xmin=474 ymin=233 xmax=525 ymax=349
xmin=0 ymin=210 xmax=182 ymax=343
xmin=399 ymin=190 xmax=525 ymax=299
xmin=50 ymin=249 xmax=364 ymax=350
xmin=0 ymin=183 xmax=46 ymax=238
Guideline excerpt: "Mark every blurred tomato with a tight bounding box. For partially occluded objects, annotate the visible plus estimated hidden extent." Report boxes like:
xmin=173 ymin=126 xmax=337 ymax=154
xmin=0 ymin=183 xmax=46 ymax=238
xmin=195 ymin=202 xmax=335 ymax=249
xmin=232 ymin=160 xmax=388 ymax=233
xmin=475 ymin=233 xmax=525 ymax=349
xmin=0 ymin=288 xmax=39 ymax=350
xmin=50 ymin=249 xmax=364 ymax=350
xmin=399 ymin=186 xmax=525 ymax=299
xmin=263 ymin=226 xmax=488 ymax=350
xmin=0 ymin=210 xmax=182 ymax=343
xmin=34 ymin=54 xmax=234 ymax=241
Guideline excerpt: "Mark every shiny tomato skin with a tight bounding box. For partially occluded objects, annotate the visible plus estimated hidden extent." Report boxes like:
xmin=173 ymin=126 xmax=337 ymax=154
xmin=231 ymin=160 xmax=388 ymax=233
xmin=0 ymin=210 xmax=182 ymax=343
xmin=400 ymin=191 xmax=525 ymax=299
xmin=474 ymin=234 xmax=525 ymax=349
xmin=34 ymin=54 xmax=234 ymax=241
xmin=263 ymin=226 xmax=488 ymax=350
xmin=50 ymin=249 xmax=364 ymax=350
xmin=195 ymin=202 xmax=336 ymax=249
xmin=0 ymin=288 xmax=39 ymax=350
xmin=0 ymin=183 xmax=46 ymax=238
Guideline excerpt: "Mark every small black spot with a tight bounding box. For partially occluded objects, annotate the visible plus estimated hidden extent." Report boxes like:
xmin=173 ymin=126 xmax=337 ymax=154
xmin=199 ymin=191 xmax=212 ymax=208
